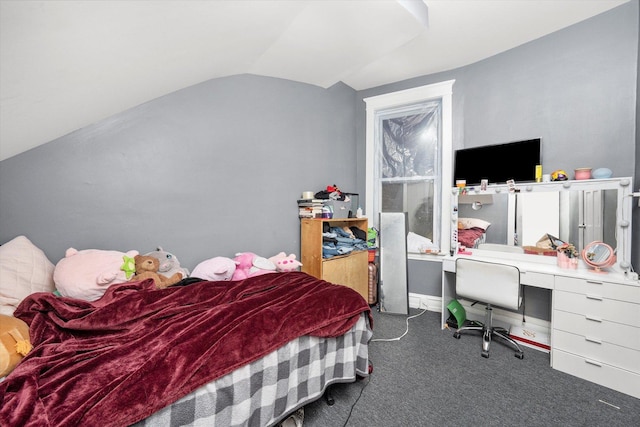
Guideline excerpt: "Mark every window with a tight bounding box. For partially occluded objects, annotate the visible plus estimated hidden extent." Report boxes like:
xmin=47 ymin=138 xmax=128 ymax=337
xmin=365 ymin=81 xmax=454 ymax=254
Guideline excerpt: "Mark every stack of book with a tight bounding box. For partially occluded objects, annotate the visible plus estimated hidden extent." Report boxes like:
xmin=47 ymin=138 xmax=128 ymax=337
xmin=298 ymin=199 xmax=325 ymax=218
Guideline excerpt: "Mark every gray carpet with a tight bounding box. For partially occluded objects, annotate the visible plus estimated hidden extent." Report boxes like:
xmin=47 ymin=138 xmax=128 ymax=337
xmin=303 ymin=308 xmax=640 ymax=426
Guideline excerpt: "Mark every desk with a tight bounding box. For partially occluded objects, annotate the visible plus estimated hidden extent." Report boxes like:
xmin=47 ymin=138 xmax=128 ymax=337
xmin=441 ymin=249 xmax=640 ymax=399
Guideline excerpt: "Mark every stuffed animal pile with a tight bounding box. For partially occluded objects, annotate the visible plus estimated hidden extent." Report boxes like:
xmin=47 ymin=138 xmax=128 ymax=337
xmin=191 ymin=251 xmax=303 ymax=282
xmin=50 ymin=244 xmax=303 ymax=301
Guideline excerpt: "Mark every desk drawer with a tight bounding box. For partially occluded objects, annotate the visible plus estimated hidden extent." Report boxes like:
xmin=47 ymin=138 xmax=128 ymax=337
xmin=553 ymin=349 xmax=640 ymax=399
xmin=554 ymin=290 xmax=640 ymax=328
xmin=553 ymin=330 xmax=640 ymax=372
xmin=553 ymin=310 xmax=640 ymax=351
xmin=555 ymin=276 xmax=640 ymax=303
xmin=520 ymin=271 xmax=553 ymax=289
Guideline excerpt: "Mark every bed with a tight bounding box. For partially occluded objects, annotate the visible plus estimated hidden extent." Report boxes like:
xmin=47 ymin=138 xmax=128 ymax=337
xmin=0 ymin=268 xmax=372 ymax=427
xmin=457 ymin=217 xmax=491 ymax=249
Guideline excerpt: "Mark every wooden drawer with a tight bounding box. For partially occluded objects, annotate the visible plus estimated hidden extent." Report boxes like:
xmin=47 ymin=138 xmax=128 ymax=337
xmin=553 ymin=329 xmax=640 ymax=372
xmin=553 ymin=349 xmax=640 ymax=399
xmin=554 ymin=290 xmax=640 ymax=327
xmin=553 ymin=310 xmax=640 ymax=351
xmin=555 ymin=276 xmax=640 ymax=303
xmin=520 ymin=271 xmax=553 ymax=289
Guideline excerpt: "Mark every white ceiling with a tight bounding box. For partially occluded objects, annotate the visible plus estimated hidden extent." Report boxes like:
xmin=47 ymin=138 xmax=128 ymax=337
xmin=0 ymin=0 xmax=629 ymax=161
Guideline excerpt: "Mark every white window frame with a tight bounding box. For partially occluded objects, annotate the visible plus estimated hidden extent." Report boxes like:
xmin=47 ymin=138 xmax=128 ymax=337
xmin=364 ymin=80 xmax=455 ymax=255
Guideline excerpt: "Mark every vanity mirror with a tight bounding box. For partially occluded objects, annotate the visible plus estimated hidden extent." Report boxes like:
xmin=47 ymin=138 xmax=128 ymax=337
xmin=582 ymin=241 xmax=616 ymax=273
xmin=452 ymin=177 xmax=633 ymax=273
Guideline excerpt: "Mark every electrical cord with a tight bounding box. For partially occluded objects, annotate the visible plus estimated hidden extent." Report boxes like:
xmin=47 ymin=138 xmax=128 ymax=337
xmin=341 ymin=374 xmax=370 ymax=427
xmin=371 ymin=303 xmax=429 ymax=342
xmin=342 ymin=304 xmax=428 ymax=425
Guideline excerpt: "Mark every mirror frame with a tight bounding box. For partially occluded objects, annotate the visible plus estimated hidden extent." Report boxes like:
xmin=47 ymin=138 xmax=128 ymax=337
xmin=451 ymin=177 xmax=633 ymax=273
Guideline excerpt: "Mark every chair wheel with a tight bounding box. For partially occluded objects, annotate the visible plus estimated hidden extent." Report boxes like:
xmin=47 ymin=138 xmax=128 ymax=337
xmin=515 ymin=352 xmax=524 ymax=359
xmin=453 ymin=332 xmax=461 ymax=339
xmin=481 ymin=351 xmax=489 ymax=358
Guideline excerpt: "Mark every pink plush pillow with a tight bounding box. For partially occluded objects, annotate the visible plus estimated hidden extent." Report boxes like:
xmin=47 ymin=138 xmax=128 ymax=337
xmin=54 ymin=248 xmax=139 ymax=301
xmin=0 ymin=235 xmax=55 ymax=316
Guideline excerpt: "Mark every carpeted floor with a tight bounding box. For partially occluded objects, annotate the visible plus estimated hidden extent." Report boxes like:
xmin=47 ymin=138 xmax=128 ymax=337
xmin=302 ymin=307 xmax=640 ymax=426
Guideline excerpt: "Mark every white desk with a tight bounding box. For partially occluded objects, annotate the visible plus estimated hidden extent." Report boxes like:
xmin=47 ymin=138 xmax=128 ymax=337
xmin=441 ymin=249 xmax=640 ymax=399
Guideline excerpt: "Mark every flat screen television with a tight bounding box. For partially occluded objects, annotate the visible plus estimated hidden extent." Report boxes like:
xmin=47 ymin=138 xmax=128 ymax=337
xmin=453 ymin=138 xmax=541 ymax=186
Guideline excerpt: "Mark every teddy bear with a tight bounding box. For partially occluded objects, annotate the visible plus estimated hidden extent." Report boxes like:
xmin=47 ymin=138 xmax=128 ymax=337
xmin=144 ymin=247 xmax=190 ymax=279
xmin=191 ymin=256 xmax=238 ymax=281
xmin=268 ymin=252 xmax=302 ymax=272
xmin=231 ymin=252 xmax=277 ymax=281
xmin=0 ymin=314 xmax=32 ymax=378
xmin=54 ymin=248 xmax=139 ymax=301
xmin=131 ymin=255 xmax=183 ymax=289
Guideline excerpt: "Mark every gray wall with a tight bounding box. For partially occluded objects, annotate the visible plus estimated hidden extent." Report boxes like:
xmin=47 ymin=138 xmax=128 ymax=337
xmin=0 ymin=75 xmax=358 ymax=267
xmin=0 ymin=2 xmax=637 ymax=318
xmin=357 ymin=1 xmax=638 ymax=317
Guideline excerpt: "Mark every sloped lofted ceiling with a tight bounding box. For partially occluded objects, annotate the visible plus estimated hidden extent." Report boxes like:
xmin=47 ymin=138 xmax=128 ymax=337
xmin=0 ymin=0 xmax=629 ymax=161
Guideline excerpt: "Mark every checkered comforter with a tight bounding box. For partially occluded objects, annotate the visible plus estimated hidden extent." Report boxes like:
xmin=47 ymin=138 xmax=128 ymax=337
xmin=134 ymin=313 xmax=372 ymax=427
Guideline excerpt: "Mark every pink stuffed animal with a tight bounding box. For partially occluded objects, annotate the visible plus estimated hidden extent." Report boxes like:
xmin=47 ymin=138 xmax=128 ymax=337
xmin=268 ymin=252 xmax=303 ymax=272
xmin=191 ymin=256 xmax=238 ymax=281
xmin=231 ymin=252 xmax=277 ymax=281
xmin=54 ymin=248 xmax=139 ymax=301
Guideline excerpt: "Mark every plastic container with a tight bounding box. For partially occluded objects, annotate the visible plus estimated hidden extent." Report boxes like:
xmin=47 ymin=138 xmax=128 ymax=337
xmin=574 ymin=168 xmax=592 ymax=180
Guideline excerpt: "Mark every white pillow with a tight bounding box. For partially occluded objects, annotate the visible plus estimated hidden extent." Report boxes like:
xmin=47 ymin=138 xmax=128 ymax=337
xmin=457 ymin=217 xmax=492 ymax=231
xmin=0 ymin=235 xmax=55 ymax=316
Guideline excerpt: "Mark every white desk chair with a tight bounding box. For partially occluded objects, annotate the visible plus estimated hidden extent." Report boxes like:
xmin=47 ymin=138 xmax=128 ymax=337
xmin=453 ymin=258 xmax=524 ymax=359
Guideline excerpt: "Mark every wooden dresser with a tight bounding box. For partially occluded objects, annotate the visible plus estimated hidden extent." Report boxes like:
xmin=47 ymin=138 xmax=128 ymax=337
xmin=300 ymin=217 xmax=369 ymax=300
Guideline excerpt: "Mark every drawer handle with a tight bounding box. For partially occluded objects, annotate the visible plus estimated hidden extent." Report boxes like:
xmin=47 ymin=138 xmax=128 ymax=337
xmin=585 ymin=336 xmax=602 ymax=345
xmin=586 ymin=294 xmax=603 ymax=301
xmin=585 ymin=315 xmax=602 ymax=323
xmin=586 ymin=280 xmax=603 ymax=285
xmin=585 ymin=359 xmax=602 ymax=367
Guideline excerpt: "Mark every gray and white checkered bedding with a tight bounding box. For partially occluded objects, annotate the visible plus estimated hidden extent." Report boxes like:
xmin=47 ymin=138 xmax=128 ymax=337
xmin=133 ymin=312 xmax=372 ymax=427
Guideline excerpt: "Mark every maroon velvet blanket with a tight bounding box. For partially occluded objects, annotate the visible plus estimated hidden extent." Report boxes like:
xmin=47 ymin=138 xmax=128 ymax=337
xmin=0 ymin=272 xmax=371 ymax=427
xmin=458 ymin=227 xmax=486 ymax=248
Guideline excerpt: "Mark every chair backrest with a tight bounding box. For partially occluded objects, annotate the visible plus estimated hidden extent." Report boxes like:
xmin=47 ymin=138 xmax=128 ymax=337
xmin=455 ymin=258 xmax=521 ymax=310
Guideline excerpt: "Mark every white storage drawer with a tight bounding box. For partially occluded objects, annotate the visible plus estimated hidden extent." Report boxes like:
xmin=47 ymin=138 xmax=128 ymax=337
xmin=555 ymin=276 xmax=640 ymax=303
xmin=554 ymin=290 xmax=640 ymax=328
xmin=553 ymin=330 xmax=640 ymax=372
xmin=520 ymin=271 xmax=553 ymax=289
xmin=553 ymin=310 xmax=640 ymax=351
xmin=553 ymin=349 xmax=640 ymax=399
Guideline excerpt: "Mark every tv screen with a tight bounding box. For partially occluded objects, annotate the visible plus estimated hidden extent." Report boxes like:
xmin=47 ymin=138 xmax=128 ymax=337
xmin=453 ymin=138 xmax=541 ymax=186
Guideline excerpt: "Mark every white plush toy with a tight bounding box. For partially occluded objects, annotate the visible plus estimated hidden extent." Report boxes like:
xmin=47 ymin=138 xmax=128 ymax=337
xmin=191 ymin=256 xmax=238 ymax=282
xmin=54 ymin=248 xmax=139 ymax=301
